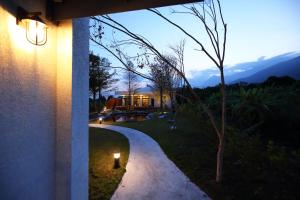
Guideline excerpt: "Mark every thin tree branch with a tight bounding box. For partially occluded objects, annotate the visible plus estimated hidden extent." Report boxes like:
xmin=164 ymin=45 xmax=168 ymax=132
xmin=90 ymin=36 xmax=155 ymax=82
xmin=148 ymin=8 xmax=220 ymax=67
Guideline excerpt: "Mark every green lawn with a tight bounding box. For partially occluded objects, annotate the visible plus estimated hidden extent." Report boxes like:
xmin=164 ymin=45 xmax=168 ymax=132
xmin=91 ymin=111 xmax=300 ymax=200
xmin=89 ymin=128 xmax=129 ymax=200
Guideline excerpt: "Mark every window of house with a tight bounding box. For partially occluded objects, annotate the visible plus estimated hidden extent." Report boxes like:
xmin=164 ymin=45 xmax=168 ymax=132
xmin=142 ymin=96 xmax=149 ymax=107
xmin=124 ymin=96 xmax=130 ymax=106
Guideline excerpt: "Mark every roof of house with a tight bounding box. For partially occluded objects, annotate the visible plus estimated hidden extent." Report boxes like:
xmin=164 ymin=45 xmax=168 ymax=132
xmin=115 ymin=86 xmax=155 ymax=96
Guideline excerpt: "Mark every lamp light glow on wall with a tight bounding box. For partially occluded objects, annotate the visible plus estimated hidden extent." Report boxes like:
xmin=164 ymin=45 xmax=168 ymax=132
xmin=16 ymin=7 xmax=47 ymax=46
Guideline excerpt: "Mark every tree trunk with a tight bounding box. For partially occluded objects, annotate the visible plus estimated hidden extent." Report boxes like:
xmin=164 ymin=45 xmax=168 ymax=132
xmin=216 ymin=66 xmax=226 ymax=183
xmin=93 ymin=91 xmax=97 ymax=112
xmin=128 ymin=73 xmax=131 ymax=110
xmin=216 ymin=135 xmax=224 ymax=183
xmin=98 ymin=89 xmax=102 ymax=112
xmin=160 ymin=85 xmax=163 ymax=111
xmin=128 ymin=90 xmax=131 ymax=111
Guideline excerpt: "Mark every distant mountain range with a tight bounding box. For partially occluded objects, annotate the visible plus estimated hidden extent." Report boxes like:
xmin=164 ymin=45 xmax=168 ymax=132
xmin=188 ymin=52 xmax=300 ymax=88
xmin=233 ymin=56 xmax=300 ymax=83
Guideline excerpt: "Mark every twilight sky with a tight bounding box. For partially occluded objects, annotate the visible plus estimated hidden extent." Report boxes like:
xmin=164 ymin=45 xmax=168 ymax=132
xmin=90 ymin=0 xmax=300 ymax=78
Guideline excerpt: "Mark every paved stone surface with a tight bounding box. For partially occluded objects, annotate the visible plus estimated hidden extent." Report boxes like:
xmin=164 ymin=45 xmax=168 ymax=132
xmin=89 ymin=124 xmax=211 ymax=200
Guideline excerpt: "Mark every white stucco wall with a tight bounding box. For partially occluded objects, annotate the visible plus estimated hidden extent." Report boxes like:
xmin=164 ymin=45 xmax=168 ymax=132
xmin=55 ymin=18 xmax=89 ymax=200
xmin=0 ymin=1 xmax=89 ymax=199
xmin=0 ymin=4 xmax=57 ymax=199
xmin=70 ymin=18 xmax=89 ymax=200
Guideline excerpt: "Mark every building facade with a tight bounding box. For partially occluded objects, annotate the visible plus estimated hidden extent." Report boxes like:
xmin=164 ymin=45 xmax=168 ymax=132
xmin=116 ymin=87 xmax=172 ymax=109
xmin=0 ymin=1 xmax=89 ymax=199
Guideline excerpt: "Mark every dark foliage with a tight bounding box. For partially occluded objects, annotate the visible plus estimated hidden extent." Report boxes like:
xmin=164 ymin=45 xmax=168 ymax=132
xmin=192 ymin=76 xmax=300 ymax=199
xmin=168 ymin=76 xmax=300 ymax=199
xmin=89 ymin=53 xmax=118 ymax=112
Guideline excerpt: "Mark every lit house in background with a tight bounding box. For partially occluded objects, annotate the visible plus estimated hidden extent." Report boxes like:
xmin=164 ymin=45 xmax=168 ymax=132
xmin=116 ymin=87 xmax=172 ymax=109
xmin=0 ymin=0 xmax=198 ymax=199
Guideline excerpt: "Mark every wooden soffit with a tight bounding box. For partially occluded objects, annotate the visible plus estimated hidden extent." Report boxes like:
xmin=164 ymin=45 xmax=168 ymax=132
xmin=50 ymin=0 xmax=202 ymax=20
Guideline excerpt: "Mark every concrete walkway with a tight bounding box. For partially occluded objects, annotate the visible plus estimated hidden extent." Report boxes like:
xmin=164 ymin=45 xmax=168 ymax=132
xmin=89 ymin=124 xmax=211 ymax=200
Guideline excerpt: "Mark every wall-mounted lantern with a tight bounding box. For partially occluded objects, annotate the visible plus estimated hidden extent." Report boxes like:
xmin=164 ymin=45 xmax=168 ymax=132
xmin=113 ymin=152 xmax=120 ymax=168
xmin=16 ymin=7 xmax=47 ymax=46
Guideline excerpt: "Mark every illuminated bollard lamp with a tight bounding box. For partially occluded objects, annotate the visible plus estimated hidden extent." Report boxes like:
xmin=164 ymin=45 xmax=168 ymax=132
xmin=170 ymin=124 xmax=177 ymax=131
xmin=168 ymin=119 xmax=176 ymax=131
xmin=113 ymin=152 xmax=120 ymax=169
xmin=99 ymin=117 xmax=103 ymax=124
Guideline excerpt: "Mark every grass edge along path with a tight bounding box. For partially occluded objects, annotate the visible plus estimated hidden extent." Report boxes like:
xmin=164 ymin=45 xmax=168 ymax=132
xmin=89 ymin=127 xmax=129 ymax=200
xmin=91 ymin=116 xmax=220 ymax=199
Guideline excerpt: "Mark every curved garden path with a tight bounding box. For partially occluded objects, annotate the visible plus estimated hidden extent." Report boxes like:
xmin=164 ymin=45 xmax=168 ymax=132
xmin=89 ymin=124 xmax=210 ymax=200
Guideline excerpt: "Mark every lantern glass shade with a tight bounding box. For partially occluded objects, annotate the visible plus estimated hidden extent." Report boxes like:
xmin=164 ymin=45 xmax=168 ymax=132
xmin=16 ymin=6 xmax=48 ymax=46
xmin=25 ymin=19 xmax=47 ymax=46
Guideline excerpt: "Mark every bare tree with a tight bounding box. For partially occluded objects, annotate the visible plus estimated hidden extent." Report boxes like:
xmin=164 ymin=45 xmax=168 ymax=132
xmin=169 ymin=39 xmax=186 ymax=89
xmin=149 ymin=0 xmax=227 ymax=183
xmin=149 ymin=55 xmax=180 ymax=111
xmin=90 ymin=15 xmax=193 ymax=101
xmin=89 ymin=18 xmax=155 ymax=82
xmin=123 ymin=61 xmax=140 ymax=109
xmin=90 ymin=0 xmax=227 ymax=182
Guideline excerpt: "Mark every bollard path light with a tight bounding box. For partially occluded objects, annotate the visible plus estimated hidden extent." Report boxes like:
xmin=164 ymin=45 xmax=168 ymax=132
xmin=113 ymin=152 xmax=120 ymax=168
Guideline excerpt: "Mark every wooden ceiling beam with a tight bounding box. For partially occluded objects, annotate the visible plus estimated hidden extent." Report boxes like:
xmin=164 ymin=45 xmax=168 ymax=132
xmin=51 ymin=0 xmax=202 ymax=20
